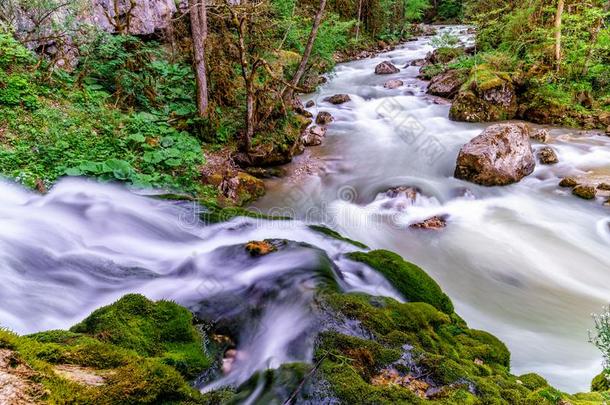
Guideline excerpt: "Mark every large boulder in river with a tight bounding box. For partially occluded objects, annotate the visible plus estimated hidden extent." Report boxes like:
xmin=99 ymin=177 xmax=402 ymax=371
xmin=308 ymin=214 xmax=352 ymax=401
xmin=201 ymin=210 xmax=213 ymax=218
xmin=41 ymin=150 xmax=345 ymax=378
xmin=449 ymin=65 xmax=518 ymax=122
xmin=454 ymin=123 xmax=535 ymax=186
xmin=427 ymin=69 xmax=467 ymax=99
xmin=375 ymin=61 xmax=400 ymax=75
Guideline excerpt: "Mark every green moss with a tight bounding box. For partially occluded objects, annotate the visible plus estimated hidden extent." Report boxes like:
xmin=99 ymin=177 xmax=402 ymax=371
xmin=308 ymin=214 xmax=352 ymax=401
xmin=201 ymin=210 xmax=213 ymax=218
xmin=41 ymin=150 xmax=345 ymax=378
xmin=308 ymin=224 xmax=369 ymax=249
xmin=199 ymin=203 xmax=291 ymax=224
xmin=518 ymin=373 xmax=549 ymax=391
xmin=347 ymin=250 xmax=454 ymax=314
xmin=591 ymin=371 xmax=610 ymax=392
xmin=69 ymin=294 xmax=211 ymax=379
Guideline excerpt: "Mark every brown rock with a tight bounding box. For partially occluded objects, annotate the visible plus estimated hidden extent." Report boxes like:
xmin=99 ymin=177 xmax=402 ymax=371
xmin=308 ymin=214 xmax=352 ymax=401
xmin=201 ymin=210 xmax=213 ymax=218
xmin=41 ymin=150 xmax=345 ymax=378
xmin=245 ymin=240 xmax=277 ymax=256
xmin=572 ymin=185 xmax=596 ymax=200
xmin=305 ymin=100 xmax=315 ymax=108
xmin=383 ymin=79 xmax=404 ymax=89
xmin=315 ymin=111 xmax=333 ymax=125
xmin=427 ymin=69 xmax=467 ymax=99
xmin=302 ymin=126 xmax=326 ymax=146
xmin=454 ymin=123 xmax=535 ymax=186
xmin=530 ymin=128 xmax=550 ymax=143
xmin=537 ymin=146 xmax=558 ymax=164
xmin=597 ymin=183 xmax=610 ymax=191
xmin=375 ymin=61 xmax=400 ymax=75
xmin=559 ymin=177 xmax=578 ymax=187
xmin=410 ymin=216 xmax=447 ymax=230
xmin=325 ymin=94 xmax=351 ymax=104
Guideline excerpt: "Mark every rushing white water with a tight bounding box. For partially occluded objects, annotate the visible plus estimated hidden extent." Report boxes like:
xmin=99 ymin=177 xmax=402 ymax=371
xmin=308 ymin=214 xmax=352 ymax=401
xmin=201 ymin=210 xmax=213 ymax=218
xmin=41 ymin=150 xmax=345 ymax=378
xmin=1 ymin=26 xmax=608 ymax=395
xmin=255 ymin=26 xmax=610 ymax=392
xmin=0 ymin=177 xmax=404 ymax=389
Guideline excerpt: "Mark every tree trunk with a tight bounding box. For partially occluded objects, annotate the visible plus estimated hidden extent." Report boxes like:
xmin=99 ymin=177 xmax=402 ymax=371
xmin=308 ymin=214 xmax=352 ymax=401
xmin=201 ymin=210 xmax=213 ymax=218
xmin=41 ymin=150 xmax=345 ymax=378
xmin=355 ymin=0 xmax=363 ymax=42
xmin=554 ymin=0 xmax=564 ymax=72
xmin=189 ymin=0 xmax=209 ymax=117
xmin=282 ymin=0 xmax=327 ymax=104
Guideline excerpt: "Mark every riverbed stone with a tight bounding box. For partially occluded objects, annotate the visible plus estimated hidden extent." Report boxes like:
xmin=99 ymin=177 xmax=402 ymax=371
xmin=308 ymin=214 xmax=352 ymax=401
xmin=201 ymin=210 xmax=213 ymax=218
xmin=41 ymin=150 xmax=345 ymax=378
xmin=427 ymin=69 xmax=467 ymax=99
xmin=325 ymin=94 xmax=351 ymax=104
xmin=530 ymin=128 xmax=550 ymax=143
xmin=315 ymin=111 xmax=333 ymax=125
xmin=454 ymin=123 xmax=535 ymax=186
xmin=375 ymin=61 xmax=400 ymax=75
xmin=572 ymin=185 xmax=596 ymax=200
xmin=410 ymin=216 xmax=447 ymax=230
xmin=384 ymin=79 xmax=404 ymax=89
xmin=559 ymin=177 xmax=578 ymax=187
xmin=302 ymin=126 xmax=326 ymax=146
xmin=537 ymin=147 xmax=558 ymax=164
xmin=305 ymin=100 xmax=315 ymax=108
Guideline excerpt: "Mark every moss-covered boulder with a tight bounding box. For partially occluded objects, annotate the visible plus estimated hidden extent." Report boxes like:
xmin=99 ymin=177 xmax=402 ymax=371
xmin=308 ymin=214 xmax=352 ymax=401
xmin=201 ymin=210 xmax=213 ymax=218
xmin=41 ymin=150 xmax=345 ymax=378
xmin=347 ymin=250 xmax=453 ymax=314
xmin=450 ymin=65 xmax=518 ymax=122
xmin=70 ymin=294 xmax=211 ymax=379
xmin=0 ymin=294 xmax=213 ymax=404
xmin=591 ymin=371 xmax=610 ymax=392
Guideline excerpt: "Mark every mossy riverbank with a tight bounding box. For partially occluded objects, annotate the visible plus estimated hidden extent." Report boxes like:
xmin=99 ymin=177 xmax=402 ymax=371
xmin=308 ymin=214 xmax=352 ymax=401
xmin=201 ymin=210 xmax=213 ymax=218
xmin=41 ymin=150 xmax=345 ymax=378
xmin=1 ymin=232 xmax=607 ymax=404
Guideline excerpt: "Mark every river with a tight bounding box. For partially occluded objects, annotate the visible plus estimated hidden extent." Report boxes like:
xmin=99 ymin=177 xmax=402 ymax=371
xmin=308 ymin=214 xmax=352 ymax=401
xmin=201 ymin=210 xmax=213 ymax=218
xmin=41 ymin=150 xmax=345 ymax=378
xmin=0 ymin=26 xmax=608 ymax=395
xmin=254 ymin=26 xmax=610 ymax=392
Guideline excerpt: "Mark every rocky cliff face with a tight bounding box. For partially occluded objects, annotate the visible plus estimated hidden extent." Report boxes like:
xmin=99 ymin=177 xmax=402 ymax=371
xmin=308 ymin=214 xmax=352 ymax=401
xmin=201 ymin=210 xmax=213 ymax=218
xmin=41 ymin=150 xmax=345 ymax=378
xmin=90 ymin=0 xmax=178 ymax=34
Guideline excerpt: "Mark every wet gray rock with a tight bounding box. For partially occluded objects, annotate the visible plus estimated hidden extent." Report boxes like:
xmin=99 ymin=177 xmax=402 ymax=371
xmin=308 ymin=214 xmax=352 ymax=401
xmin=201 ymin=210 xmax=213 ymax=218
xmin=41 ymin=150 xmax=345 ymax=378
xmin=375 ymin=61 xmax=400 ymax=75
xmin=454 ymin=123 xmax=535 ymax=186
xmin=383 ymin=79 xmax=404 ymax=89
xmin=302 ymin=126 xmax=326 ymax=146
xmin=427 ymin=69 xmax=466 ymax=99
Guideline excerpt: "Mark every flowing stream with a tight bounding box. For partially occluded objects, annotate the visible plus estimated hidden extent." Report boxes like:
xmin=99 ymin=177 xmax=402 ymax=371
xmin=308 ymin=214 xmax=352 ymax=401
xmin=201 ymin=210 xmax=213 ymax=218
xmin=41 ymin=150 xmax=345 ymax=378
xmin=0 ymin=26 xmax=608 ymax=396
xmin=254 ymin=26 xmax=610 ymax=392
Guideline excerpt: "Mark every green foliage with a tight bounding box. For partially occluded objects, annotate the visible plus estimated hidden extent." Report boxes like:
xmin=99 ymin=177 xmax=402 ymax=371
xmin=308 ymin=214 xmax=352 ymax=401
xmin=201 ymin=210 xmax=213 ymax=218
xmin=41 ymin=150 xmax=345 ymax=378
xmin=436 ymin=0 xmax=464 ymax=21
xmin=347 ymin=250 xmax=454 ymax=314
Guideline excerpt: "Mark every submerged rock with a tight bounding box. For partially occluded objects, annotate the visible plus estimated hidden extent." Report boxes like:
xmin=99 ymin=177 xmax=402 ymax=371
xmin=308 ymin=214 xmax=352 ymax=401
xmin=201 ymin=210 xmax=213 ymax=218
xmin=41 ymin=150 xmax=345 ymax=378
xmin=325 ymin=94 xmax=351 ymax=104
xmin=427 ymin=69 xmax=467 ymax=99
xmin=375 ymin=61 xmax=400 ymax=75
xmin=383 ymin=79 xmax=404 ymax=89
xmin=537 ymin=146 xmax=559 ymax=164
xmin=410 ymin=216 xmax=447 ymax=230
xmin=305 ymin=100 xmax=315 ymax=108
xmin=385 ymin=186 xmax=419 ymax=201
xmin=315 ymin=111 xmax=333 ymax=125
xmin=454 ymin=123 xmax=535 ymax=186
